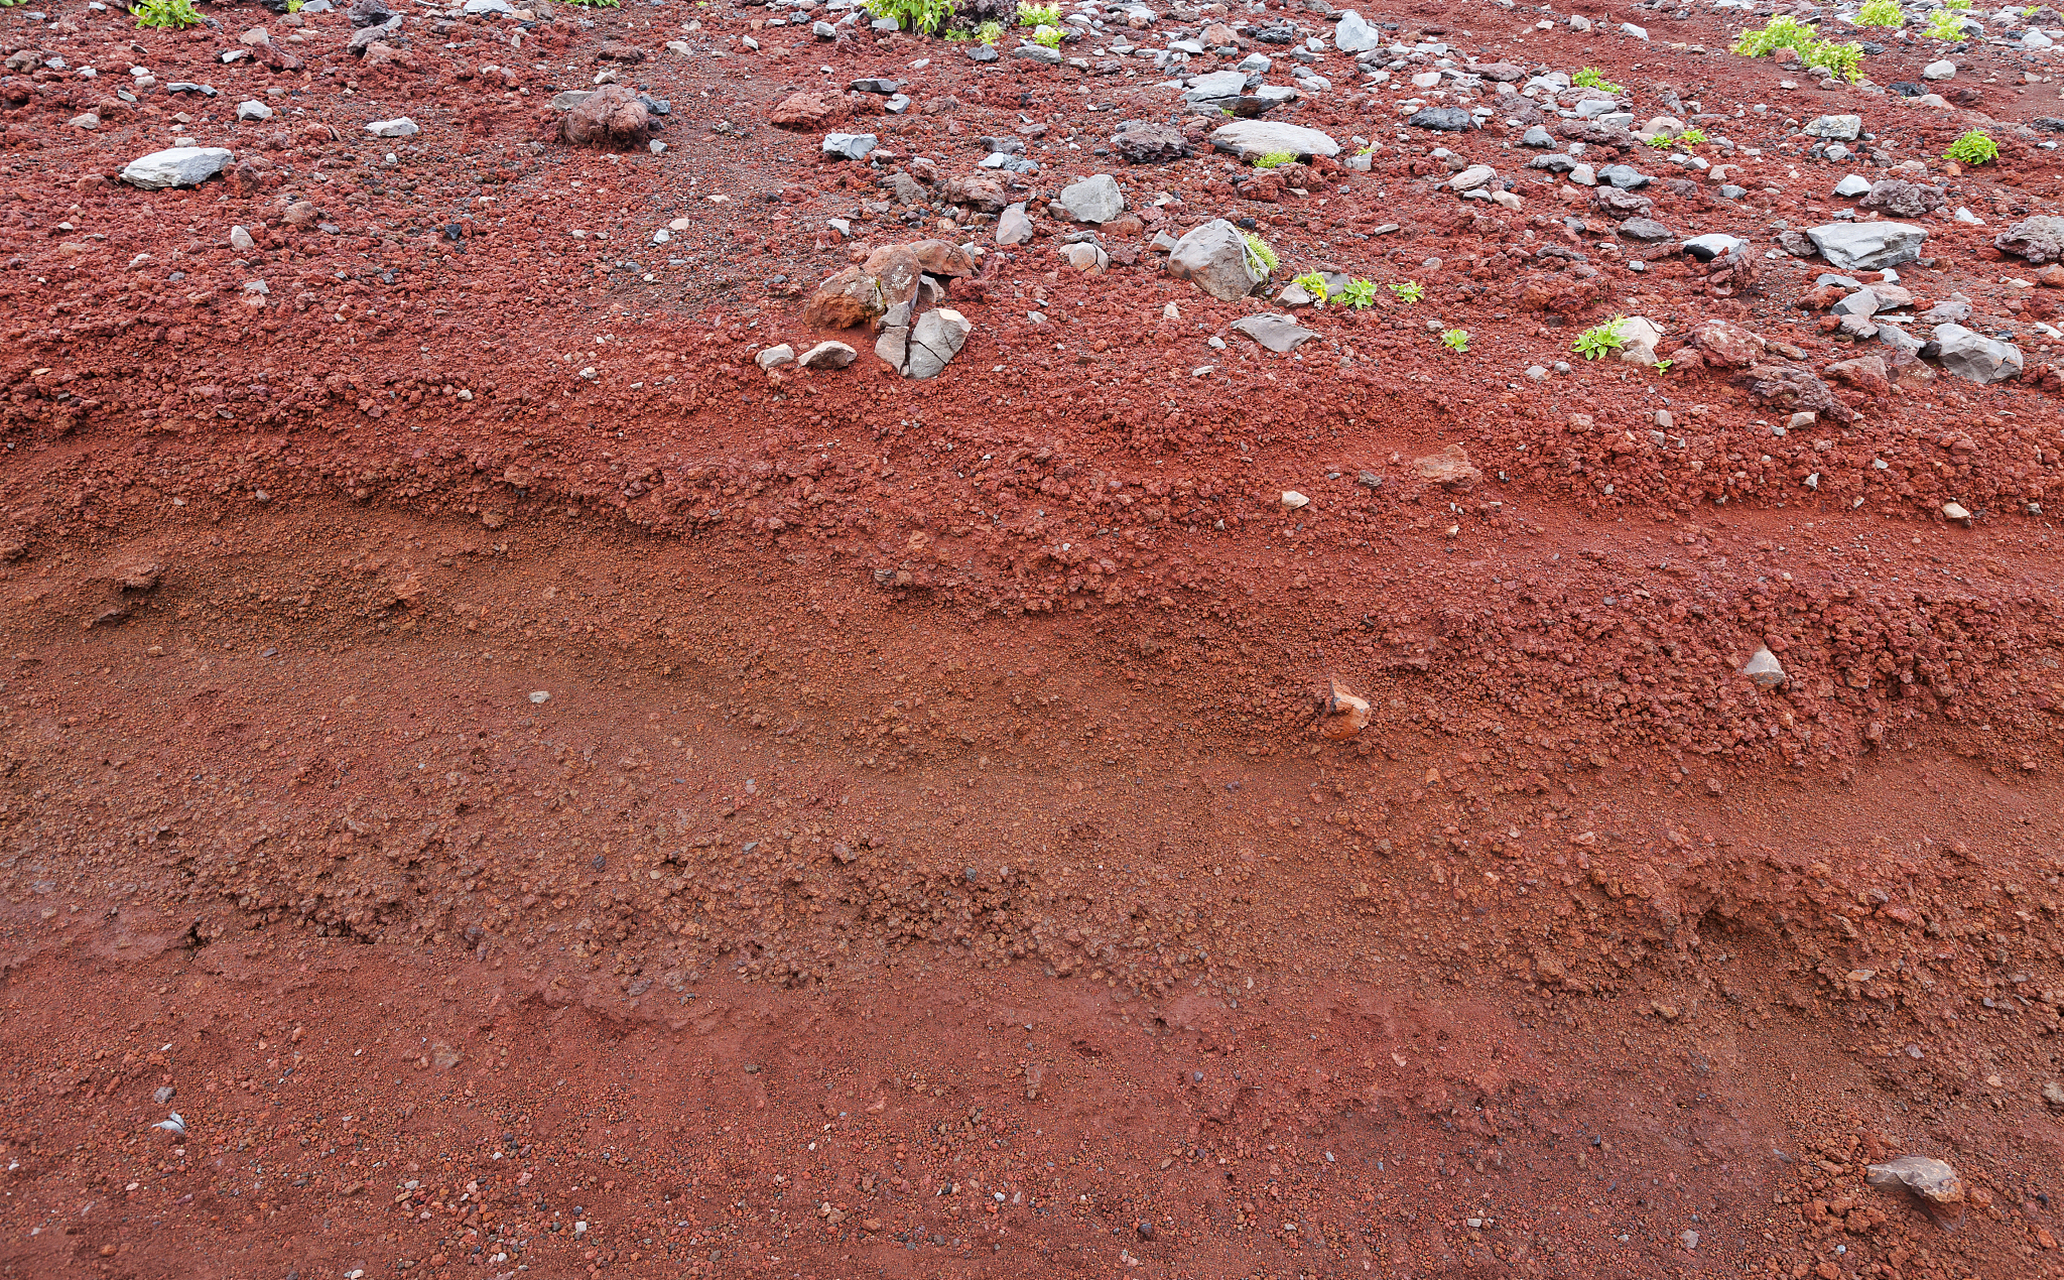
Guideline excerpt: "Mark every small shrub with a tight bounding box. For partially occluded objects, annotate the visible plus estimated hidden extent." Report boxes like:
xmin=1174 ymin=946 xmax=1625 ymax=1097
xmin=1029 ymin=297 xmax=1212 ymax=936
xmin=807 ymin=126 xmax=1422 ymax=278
xmin=1573 ymin=315 xmax=1629 ymax=360
xmin=133 ymin=0 xmax=203 ymax=26
xmin=1731 ymin=17 xmax=1865 ymax=81
xmin=1389 ymin=280 xmax=1424 ymax=303
xmin=285 ymin=0 xmax=304 ymax=11
xmin=1241 ymin=232 xmax=1279 ymax=275
xmin=1292 ymin=271 xmax=1329 ymax=305
xmin=1017 ymin=1 xmax=1061 ymax=25
xmin=567 ymin=0 xmax=621 ymax=7
xmin=1943 ymin=129 xmax=1998 ymax=164
xmin=976 ymin=19 xmax=1003 ymax=43
xmin=1341 ymin=278 xmax=1378 ymax=309
xmin=1944 ymin=0 xmax=1971 ymax=10
xmin=1440 ymin=328 xmax=1470 ymax=353
xmin=1032 ymin=25 xmax=1062 ymax=46
xmin=1253 ymin=150 xmax=1297 ymax=169
xmin=1856 ymin=0 xmax=1903 ymax=26
xmin=1571 ymin=66 xmax=1624 ymax=93
xmin=1922 ymin=9 xmax=1969 ymax=36
xmin=1677 ymin=127 xmax=1707 ymax=146
xmin=865 ymin=0 xmax=954 ymax=34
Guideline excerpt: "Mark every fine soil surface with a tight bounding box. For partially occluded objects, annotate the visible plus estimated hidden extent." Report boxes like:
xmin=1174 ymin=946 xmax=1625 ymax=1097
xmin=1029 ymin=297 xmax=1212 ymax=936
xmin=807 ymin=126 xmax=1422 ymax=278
xmin=2 ymin=0 xmax=2064 ymax=1276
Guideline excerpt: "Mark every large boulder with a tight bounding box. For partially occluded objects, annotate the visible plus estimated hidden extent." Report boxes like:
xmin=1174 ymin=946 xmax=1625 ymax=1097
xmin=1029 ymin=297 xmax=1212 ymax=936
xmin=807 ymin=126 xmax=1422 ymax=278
xmin=1165 ymin=219 xmax=1266 ymax=301
xmin=1928 ymin=324 xmax=2024 ymax=383
xmin=1994 ymin=215 xmax=2064 ymax=264
xmin=118 ymin=146 xmax=234 ymax=189
xmin=1804 ymin=221 xmax=1926 ymax=271
xmin=1208 ymin=119 xmax=1340 ymax=161
xmin=562 ymin=85 xmax=649 ymax=149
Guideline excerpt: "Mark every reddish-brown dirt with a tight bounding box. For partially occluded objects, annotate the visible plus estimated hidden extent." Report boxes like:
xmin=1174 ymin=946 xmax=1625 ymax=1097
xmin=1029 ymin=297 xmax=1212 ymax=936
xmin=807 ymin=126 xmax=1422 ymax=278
xmin=3 ymin=0 xmax=2064 ymax=1276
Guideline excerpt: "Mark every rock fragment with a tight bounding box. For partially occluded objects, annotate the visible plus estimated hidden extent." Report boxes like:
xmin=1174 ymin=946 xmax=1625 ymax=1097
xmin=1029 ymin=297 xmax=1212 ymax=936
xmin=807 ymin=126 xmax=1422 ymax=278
xmin=1865 ymin=1156 xmax=1965 ymax=1224
xmin=1412 ymin=443 xmax=1479 ymax=486
xmin=797 ymin=341 xmax=857 ymax=369
xmin=118 ymin=146 xmax=234 ymax=189
xmin=1054 ymin=173 xmax=1125 ymax=224
xmin=1318 ymin=678 xmax=1370 ymax=740
xmin=1740 ymin=647 xmax=1785 ymax=688
xmin=1166 ymin=219 xmax=1266 ymax=301
xmin=1805 ymin=221 xmax=1926 ymax=271
xmin=1994 ymin=215 xmax=2064 ymax=264
xmin=1208 ymin=120 xmax=1340 ymax=161
xmin=1928 ymin=324 xmax=2023 ymax=384
xmin=562 ymin=86 xmax=649 ymax=149
xmin=1229 ymin=313 xmax=1317 ymax=353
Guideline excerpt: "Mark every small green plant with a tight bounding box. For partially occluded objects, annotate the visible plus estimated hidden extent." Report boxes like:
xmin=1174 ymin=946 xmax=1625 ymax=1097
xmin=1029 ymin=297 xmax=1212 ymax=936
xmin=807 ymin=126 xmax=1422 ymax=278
xmin=976 ymin=19 xmax=1003 ymax=43
xmin=1943 ymin=128 xmax=1998 ymax=164
xmin=1645 ymin=134 xmax=1673 ymax=148
xmin=1440 ymin=328 xmax=1470 ymax=353
xmin=285 ymin=0 xmax=304 ymax=11
xmin=1653 ymin=357 xmax=1674 ymax=372
xmin=943 ymin=25 xmax=971 ymax=39
xmin=1731 ymin=16 xmax=1866 ymax=81
xmin=1253 ymin=150 xmax=1297 ymax=169
xmin=1240 ymin=232 xmax=1279 ymax=275
xmin=1572 ymin=66 xmax=1624 ymax=93
xmin=1341 ymin=278 xmax=1378 ymax=309
xmin=565 ymin=0 xmax=622 ymax=8
xmin=1856 ymin=0 xmax=1903 ymax=26
xmin=1922 ymin=8 xmax=1968 ymax=37
xmin=1292 ymin=271 xmax=1329 ymax=305
xmin=1389 ymin=280 xmax=1424 ymax=303
xmin=1017 ymin=0 xmax=1061 ymax=25
xmin=2025 ymin=4 xmax=2041 ymax=14
xmin=133 ymin=0 xmax=203 ymax=27
xmin=1677 ymin=127 xmax=1707 ymax=146
xmin=865 ymin=0 xmax=954 ymax=34
xmin=1032 ymin=25 xmax=1063 ymax=47
xmin=1573 ymin=315 xmax=1629 ymax=360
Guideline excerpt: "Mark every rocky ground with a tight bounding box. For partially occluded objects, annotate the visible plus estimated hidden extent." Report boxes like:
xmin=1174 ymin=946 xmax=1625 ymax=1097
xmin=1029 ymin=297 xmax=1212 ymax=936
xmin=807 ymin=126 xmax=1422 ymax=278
xmin=3 ymin=0 xmax=2064 ymax=1275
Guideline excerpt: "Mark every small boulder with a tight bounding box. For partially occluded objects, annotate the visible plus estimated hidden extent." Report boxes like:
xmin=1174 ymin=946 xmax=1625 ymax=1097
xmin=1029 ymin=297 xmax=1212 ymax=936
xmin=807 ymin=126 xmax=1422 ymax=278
xmin=903 ymin=308 xmax=971 ymax=379
xmin=1055 ymin=173 xmax=1125 ymax=224
xmin=1333 ymin=9 xmax=1383 ymax=51
xmin=1167 ymin=218 xmax=1266 ymax=301
xmin=1407 ymin=106 xmax=1475 ymax=132
xmin=1230 ymin=314 xmax=1316 ymax=352
xmin=756 ymin=344 xmax=797 ymax=371
xmin=1208 ymin=119 xmax=1340 ymax=161
xmin=1929 ymin=323 xmax=2023 ymax=384
xmin=769 ymin=90 xmax=852 ymax=129
xmin=822 ymin=132 xmax=877 ymax=161
xmin=1994 ymin=215 xmax=2064 ymax=264
xmin=1803 ymin=114 xmax=1862 ymax=139
xmin=797 ymin=341 xmax=857 ymax=369
xmin=118 ymin=146 xmax=233 ymax=190
xmin=1688 ymin=318 xmax=1765 ymax=368
xmin=1110 ymin=120 xmax=1192 ymax=164
xmin=562 ymin=85 xmax=649 ymax=149
xmin=1805 ymin=221 xmax=1926 ymax=271
xmin=1412 ymin=443 xmax=1480 ymax=486
xmin=1860 ymin=179 xmax=1946 ymax=218
xmin=1865 ymin=1157 xmax=1964 ymax=1224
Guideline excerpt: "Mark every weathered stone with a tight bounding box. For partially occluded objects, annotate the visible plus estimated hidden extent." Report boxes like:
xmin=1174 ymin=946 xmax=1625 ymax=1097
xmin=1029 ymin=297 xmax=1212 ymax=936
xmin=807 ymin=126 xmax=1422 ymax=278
xmin=1617 ymin=218 xmax=1671 ymax=242
xmin=1740 ymin=647 xmax=1785 ymax=688
xmin=1058 ymin=241 xmax=1109 ymax=272
xmin=1208 ymin=120 xmax=1340 ymax=161
xmin=1737 ymin=362 xmax=1855 ymax=422
xmin=1110 ymin=121 xmax=1192 ymax=164
xmin=1333 ymin=9 xmax=1383 ymax=51
xmin=1995 ymin=215 xmax=2064 ymax=264
xmin=756 ymin=344 xmax=796 ymax=371
xmin=1803 ymin=113 xmax=1862 ymax=139
xmin=1860 ymin=179 xmax=1945 ymax=217
xmin=1319 ymin=678 xmax=1370 ymax=739
xmin=822 ymin=132 xmax=877 ymax=161
xmin=797 ymin=340 xmax=858 ymax=369
xmin=996 ymin=203 xmax=1034 ymax=245
xmin=904 ymin=308 xmax=970 ymax=379
xmin=1682 ymin=234 xmax=1746 ymax=262
xmin=1805 ymin=221 xmax=1926 ymax=271
xmin=1184 ymin=69 xmax=1250 ymax=102
xmin=769 ymin=90 xmax=853 ymax=129
xmin=118 ymin=146 xmax=233 ymax=189
xmin=1412 ymin=443 xmax=1479 ymax=486
xmin=1689 ymin=318 xmax=1764 ymax=367
xmin=1407 ymin=106 xmax=1475 ymax=132
xmin=1832 ymin=174 xmax=1870 ymax=198
xmin=1929 ymin=324 xmax=2023 ymax=384
xmin=1231 ymin=313 xmax=1317 ymax=353
xmin=1054 ymin=173 xmax=1125 ymax=224
xmin=1865 ymin=1157 xmax=1964 ymax=1222
xmin=562 ymin=86 xmax=648 ymax=149
xmin=1922 ymin=59 xmax=1957 ymax=80
xmin=364 ymin=116 xmax=418 ymax=138
xmin=1165 ymin=218 xmax=1266 ymax=301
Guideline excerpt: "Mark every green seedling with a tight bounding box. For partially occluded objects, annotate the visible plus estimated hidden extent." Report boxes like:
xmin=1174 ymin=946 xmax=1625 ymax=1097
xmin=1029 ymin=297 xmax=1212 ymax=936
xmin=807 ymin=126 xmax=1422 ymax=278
xmin=1856 ymin=0 xmax=1903 ymax=26
xmin=1731 ymin=16 xmax=1866 ymax=81
xmin=1943 ymin=129 xmax=1998 ymax=164
xmin=976 ymin=19 xmax=1003 ymax=43
xmin=133 ymin=0 xmax=203 ymax=27
xmin=1292 ymin=271 xmax=1329 ymax=305
xmin=1341 ymin=278 xmax=1378 ymax=309
xmin=1922 ymin=9 xmax=1969 ymax=37
xmin=1241 ymin=232 xmax=1279 ymax=275
xmin=1017 ymin=1 xmax=1061 ymax=25
xmin=1440 ymin=328 xmax=1470 ymax=353
xmin=566 ymin=0 xmax=622 ymax=7
xmin=1572 ymin=66 xmax=1624 ymax=93
xmin=1032 ymin=25 xmax=1062 ymax=46
xmin=1653 ymin=357 xmax=1675 ymax=372
xmin=1573 ymin=315 xmax=1629 ymax=360
xmin=1253 ymin=150 xmax=1297 ymax=169
xmin=865 ymin=0 xmax=955 ymax=34
xmin=1389 ymin=280 xmax=1424 ymax=303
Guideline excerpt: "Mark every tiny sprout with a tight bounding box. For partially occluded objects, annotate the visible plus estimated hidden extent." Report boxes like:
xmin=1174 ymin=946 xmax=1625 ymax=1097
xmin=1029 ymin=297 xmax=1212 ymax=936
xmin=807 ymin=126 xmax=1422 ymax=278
xmin=1341 ymin=278 xmax=1378 ymax=309
xmin=1440 ymin=328 xmax=1470 ymax=353
xmin=1389 ymin=280 xmax=1424 ymax=303
xmin=1291 ymin=271 xmax=1329 ymax=305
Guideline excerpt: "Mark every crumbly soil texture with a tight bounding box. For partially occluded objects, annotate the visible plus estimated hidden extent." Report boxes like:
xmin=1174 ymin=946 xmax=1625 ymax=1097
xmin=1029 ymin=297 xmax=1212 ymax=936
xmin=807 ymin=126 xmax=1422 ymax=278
xmin=3 ymin=0 xmax=2064 ymax=1276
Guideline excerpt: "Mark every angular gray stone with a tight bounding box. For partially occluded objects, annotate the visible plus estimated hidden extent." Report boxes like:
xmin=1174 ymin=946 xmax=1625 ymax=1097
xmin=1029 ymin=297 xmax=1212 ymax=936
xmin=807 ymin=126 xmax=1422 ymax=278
xmin=1407 ymin=106 xmax=1475 ymax=132
xmin=1805 ymin=221 xmax=1926 ymax=270
xmin=996 ymin=203 xmax=1033 ymax=246
xmin=1994 ymin=215 xmax=2064 ymax=264
xmin=1617 ymin=217 xmax=1671 ymax=242
xmin=1930 ymin=323 xmax=2023 ymax=384
xmin=904 ymin=308 xmax=971 ymax=379
xmin=364 ymin=116 xmax=418 ymax=138
xmin=1831 ymin=288 xmax=1881 ymax=317
xmin=118 ymin=146 xmax=234 ymax=189
xmin=237 ymin=99 xmax=273 ymax=121
xmin=1184 ymin=70 xmax=1250 ymax=102
xmin=1333 ymin=9 xmax=1383 ymax=51
xmin=756 ymin=344 xmax=797 ymax=371
xmin=1922 ymin=59 xmax=1956 ymax=80
xmin=1832 ymin=174 xmax=1870 ymax=198
xmin=550 ymin=89 xmax=594 ymax=110
xmin=1597 ymin=164 xmax=1652 ymax=189
xmin=1012 ymin=43 xmax=1064 ymax=64
xmin=1208 ymin=119 xmax=1339 ymax=161
xmin=822 ymin=132 xmax=877 ymax=160
xmin=1682 ymin=233 xmax=1746 ymax=261
xmin=229 ymin=225 xmax=256 ymax=251
xmin=1166 ymin=218 xmax=1266 ymax=301
xmin=1110 ymin=120 xmax=1192 ymax=164
xmin=1804 ymin=114 xmax=1862 ymax=140
xmin=1448 ymin=164 xmax=1496 ymax=193
xmin=797 ymin=340 xmax=857 ymax=369
xmin=1230 ymin=313 xmax=1318 ymax=353
xmin=1055 ymin=173 xmax=1125 ymax=224
xmin=1520 ymin=125 xmax=1554 ymax=148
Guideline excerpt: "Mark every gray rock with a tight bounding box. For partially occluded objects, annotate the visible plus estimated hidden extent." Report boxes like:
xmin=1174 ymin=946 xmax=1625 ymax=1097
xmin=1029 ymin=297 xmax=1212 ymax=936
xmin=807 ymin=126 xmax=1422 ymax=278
xmin=756 ymin=344 xmax=797 ymax=371
xmin=1208 ymin=119 xmax=1339 ymax=160
xmin=1054 ymin=173 xmax=1125 ymax=223
xmin=229 ymin=225 xmax=256 ymax=251
xmin=996 ymin=203 xmax=1033 ymax=245
xmin=904 ymin=308 xmax=971 ymax=379
xmin=69 ymin=112 xmax=99 ymax=129
xmin=1922 ymin=300 xmax=1971 ymax=324
xmin=1110 ymin=120 xmax=1192 ymax=163
xmin=812 ymin=20 xmax=837 ymax=38
xmin=1995 ymin=215 xmax=2064 ymax=264
xmin=798 ymin=340 xmax=857 ymax=369
xmin=1861 ymin=179 xmax=1946 ymax=218
xmin=1930 ymin=323 xmax=2023 ymax=384
xmin=1333 ymin=9 xmax=1383 ymax=51
xmin=1805 ymin=221 xmax=1926 ymax=270
xmin=364 ymin=116 xmax=418 ymax=138
xmin=1166 ymin=218 xmax=1266 ymax=301
xmin=822 ymin=132 xmax=877 ymax=160
xmin=1831 ymin=288 xmax=1881 ymax=317
xmin=1520 ymin=125 xmax=1555 ymax=148
xmin=1876 ymin=323 xmax=1924 ymax=356
xmin=1184 ymin=69 xmax=1250 ymax=101
xmin=1821 ymin=143 xmax=1852 ymax=164
xmin=1059 ymin=241 xmax=1109 ymax=271
xmin=118 ymin=146 xmax=233 ymax=189
xmin=237 ymin=99 xmax=273 ymax=121
xmin=1682 ymin=233 xmax=1746 ymax=261
xmin=1741 ymin=648 xmax=1785 ymax=688
xmin=1922 ymin=59 xmax=1956 ymax=80
xmin=550 ymin=89 xmax=594 ymax=110
xmin=1832 ymin=174 xmax=1870 ymax=197
xmin=165 ymin=82 xmax=219 ymax=96
xmin=1597 ymin=164 xmax=1652 ymax=189
xmin=1618 ymin=218 xmax=1671 ymax=242
xmin=152 ymin=1086 xmax=176 ymax=1105
xmin=1529 ymin=153 xmax=1576 ymax=173
xmin=1804 ymin=114 xmax=1862 ymax=140
xmin=1407 ymin=106 xmax=1475 ymax=132
xmin=349 ymin=0 xmax=391 ymax=26
xmin=967 ymin=43 xmax=998 ymax=61
xmin=1012 ymin=43 xmax=1064 ymax=64
xmin=1448 ymin=164 xmax=1497 ymax=192
xmin=461 ymin=0 xmax=516 ymax=12
xmin=1236 ymin=52 xmax=1272 ymax=73
xmin=1230 ymin=312 xmax=1318 ymax=352
xmin=850 ymin=77 xmax=905 ymax=94
xmin=1718 ymin=184 xmax=1746 ymax=200
xmin=1619 ymin=20 xmax=1647 ymax=38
